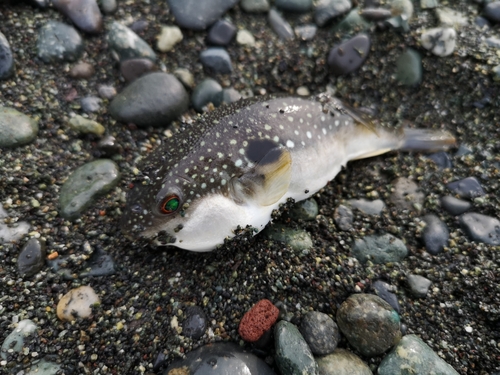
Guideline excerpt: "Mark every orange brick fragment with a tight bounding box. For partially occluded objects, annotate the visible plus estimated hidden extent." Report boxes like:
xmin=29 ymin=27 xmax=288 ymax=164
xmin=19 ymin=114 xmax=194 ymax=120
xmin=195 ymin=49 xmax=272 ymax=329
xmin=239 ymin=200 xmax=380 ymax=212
xmin=238 ymin=299 xmax=279 ymax=342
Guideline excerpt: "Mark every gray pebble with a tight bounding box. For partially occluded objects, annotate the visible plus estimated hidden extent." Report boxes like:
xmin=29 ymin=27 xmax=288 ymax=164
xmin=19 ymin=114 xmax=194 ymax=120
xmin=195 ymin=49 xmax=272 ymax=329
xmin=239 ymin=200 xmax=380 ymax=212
xmin=396 ymin=48 xmax=422 ymax=86
xmin=316 ymin=349 xmax=372 ymax=375
xmin=18 ymin=238 xmax=46 ymax=277
xmin=268 ymin=8 xmax=295 ymax=40
xmin=191 ymin=78 xmax=223 ymax=112
xmin=337 ymin=294 xmax=401 ymax=357
xmin=207 ymin=20 xmax=237 ymax=46
xmin=446 ymin=177 xmax=485 ymax=200
xmin=1 ymin=320 xmax=38 ymax=360
xmin=290 ymin=198 xmax=319 ymax=221
xmin=484 ymin=2 xmax=500 ymax=23
xmin=390 ymin=177 xmax=424 ymax=211
xmin=37 ymin=21 xmax=84 ymax=63
xmin=334 ymin=204 xmax=353 ymax=231
xmin=59 ymin=159 xmax=120 ymax=220
xmin=275 ymin=0 xmax=312 ymax=13
xmin=294 ymin=24 xmax=317 ymax=41
xmin=69 ymin=62 xmax=95 ymax=79
xmin=328 ymin=33 xmax=371 ymax=76
xmin=352 ymin=233 xmax=408 ymax=264
xmin=80 ymin=248 xmax=117 ymax=277
xmin=241 ymin=0 xmax=270 ymax=13
xmin=440 ymin=196 xmax=471 ymax=216
xmin=427 ymin=151 xmax=452 ymax=169
xmin=0 ymin=32 xmax=14 ymax=79
xmin=80 ymin=96 xmax=102 ymax=113
xmin=98 ymin=85 xmax=117 ymax=99
xmin=359 ymin=7 xmax=392 ymax=22
xmin=348 ymin=198 xmax=385 ymax=216
xmin=97 ymin=135 xmax=121 ymax=156
xmin=0 ymin=107 xmax=38 ymax=148
xmin=167 ymin=0 xmax=239 ymax=30
xmin=407 ymin=274 xmax=432 ymax=298
xmin=422 ymin=214 xmax=449 ymax=255
xmin=333 ymin=8 xmax=371 ymax=34
xmin=109 ymin=72 xmax=188 ymax=127
xmin=200 ymin=47 xmax=233 ymax=74
xmin=52 ymin=0 xmax=103 ymax=34
xmin=100 ymin=0 xmax=117 ymax=14
xmin=459 ymin=213 xmax=500 ymax=245
xmin=314 ymin=0 xmax=352 ymax=27
xmin=107 ymin=21 xmax=156 ymax=62
xmin=182 ymin=306 xmax=207 ymax=339
xmin=212 ymin=88 xmax=242 ymax=107
xmin=372 ymin=280 xmax=400 ymax=313
xmin=300 ymin=311 xmax=340 ymax=356
xmin=0 ymin=207 xmax=31 ymax=244
xmin=120 ymin=58 xmax=157 ymax=82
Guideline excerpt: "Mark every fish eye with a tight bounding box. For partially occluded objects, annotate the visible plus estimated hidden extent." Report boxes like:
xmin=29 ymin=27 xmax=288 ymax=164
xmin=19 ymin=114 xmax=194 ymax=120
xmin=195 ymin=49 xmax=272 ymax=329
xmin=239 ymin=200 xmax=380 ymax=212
xmin=159 ymin=194 xmax=180 ymax=214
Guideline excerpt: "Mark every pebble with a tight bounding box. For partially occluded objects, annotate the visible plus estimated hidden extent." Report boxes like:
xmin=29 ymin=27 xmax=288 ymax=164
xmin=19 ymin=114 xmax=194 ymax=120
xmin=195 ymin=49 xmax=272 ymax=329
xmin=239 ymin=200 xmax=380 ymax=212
xmin=1 ymin=319 xmax=38 ymax=360
xmin=173 ymin=67 xmax=195 ymax=89
xmin=182 ymin=306 xmax=208 ymax=339
xmin=156 ymin=25 xmax=183 ymax=52
xmin=440 ymin=195 xmax=471 ymax=216
xmin=420 ymin=0 xmax=439 ymax=9
xmin=275 ymin=320 xmax=319 ymax=375
xmin=80 ymin=96 xmax=102 ymax=112
xmin=69 ymin=115 xmax=105 ymax=136
xmin=421 ymin=27 xmax=457 ymax=57
xmin=69 ymin=61 xmax=95 ymax=79
xmin=212 ymin=87 xmax=242 ymax=106
xmin=59 ymin=159 xmax=120 ymax=220
xmin=334 ymin=204 xmax=353 ymax=231
xmin=372 ymin=280 xmax=400 ymax=313
xmin=333 ymin=8 xmax=371 ymax=34
xmin=100 ymin=0 xmax=117 ymax=14
xmin=459 ymin=213 xmax=500 ymax=245
xmin=97 ymin=135 xmax=121 ymax=156
xmin=107 ymin=21 xmax=156 ymax=62
xmin=264 ymin=223 xmax=313 ymax=252
xmin=56 ymin=285 xmax=100 ymax=321
xmin=483 ymin=2 xmax=500 ymax=23
xmin=359 ymin=7 xmax=392 ymax=22
xmin=236 ymin=29 xmax=256 ymax=46
xmin=191 ymin=78 xmax=223 ymax=112
xmin=294 ymin=24 xmax=317 ymax=41
xmin=275 ymin=0 xmax=312 ymax=13
xmin=348 ymin=198 xmax=385 ymax=216
xmin=37 ymin=21 xmax=84 ymax=63
xmin=316 ymin=348 xmax=373 ymax=375
xmin=164 ymin=342 xmax=276 ymax=374
xmin=207 ymin=20 xmax=237 ymax=46
xmin=268 ymin=8 xmax=295 ymax=40
xmin=378 ymin=334 xmax=459 ymax=375
xmin=436 ymin=7 xmax=468 ymax=28
xmin=352 ymin=233 xmax=408 ymax=264
xmin=390 ymin=177 xmax=424 ymax=211
xmin=422 ymin=214 xmax=449 ymax=255
xmin=0 ymin=107 xmax=38 ymax=148
xmin=485 ymin=36 xmax=500 ymax=48
xmin=0 ymin=207 xmax=31 ymax=244
xmin=239 ymin=299 xmax=279 ymax=342
xmin=336 ymin=294 xmax=401 ymax=357
xmin=120 ymin=58 xmax=157 ymax=82
xmin=427 ymin=151 xmax=452 ymax=169
xmin=314 ymin=0 xmax=352 ymax=27
xmin=299 ymin=311 xmax=340 ymax=355
xmin=109 ymin=72 xmax=189 ymax=127
xmin=241 ymin=0 xmax=270 ymax=13
xmin=52 ymin=0 xmax=103 ymax=33
xmin=0 ymin=32 xmax=14 ymax=79
xmin=80 ymin=248 xmax=117 ymax=277
xmin=390 ymin=0 xmax=413 ymax=19
xmin=446 ymin=177 xmax=485 ymax=200
xmin=407 ymin=274 xmax=432 ymax=298
xmin=396 ymin=48 xmax=422 ymax=86
xmin=327 ymin=33 xmax=371 ymax=76
xmin=98 ymin=84 xmax=117 ymax=99
xmin=200 ymin=47 xmax=233 ymax=74
xmin=475 ymin=16 xmax=490 ymax=29
xmin=17 ymin=238 xmax=46 ymax=277
xmin=290 ymin=198 xmax=319 ymax=221
xmin=24 ymin=358 xmax=62 ymax=375
xmin=167 ymin=0 xmax=240 ymax=30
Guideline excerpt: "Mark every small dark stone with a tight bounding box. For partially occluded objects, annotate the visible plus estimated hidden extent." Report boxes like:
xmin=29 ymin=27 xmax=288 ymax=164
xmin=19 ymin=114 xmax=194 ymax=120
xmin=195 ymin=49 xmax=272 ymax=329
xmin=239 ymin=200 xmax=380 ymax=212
xmin=475 ymin=16 xmax=490 ymax=28
xmin=167 ymin=0 xmax=240 ymax=30
xmin=200 ymin=48 xmax=233 ymax=74
xmin=372 ymin=280 xmax=400 ymax=313
xmin=422 ymin=214 xmax=449 ymax=255
xmin=52 ymin=0 xmax=103 ymax=34
xmin=455 ymin=144 xmax=473 ymax=157
xmin=484 ymin=2 xmax=500 ymax=23
xmin=427 ymin=151 xmax=453 ymax=169
xmin=268 ymin=8 xmax=295 ymax=40
xmin=182 ymin=306 xmax=207 ymax=339
xmin=299 ymin=311 xmax=340 ymax=355
xmin=18 ymin=238 xmax=46 ymax=277
xmin=0 ymin=32 xmax=14 ymax=79
xmin=327 ymin=33 xmax=371 ymax=76
xmin=360 ymin=7 xmax=392 ymax=21
xmin=80 ymin=248 xmax=117 ymax=277
xmin=97 ymin=135 xmax=122 ymax=156
xmin=153 ymin=352 xmax=167 ymax=372
xmin=440 ymin=196 xmax=471 ymax=216
xmin=130 ymin=20 xmax=149 ymax=33
xmin=120 ymin=58 xmax=157 ymax=82
xmin=275 ymin=0 xmax=312 ymax=13
xmin=191 ymin=78 xmax=223 ymax=112
xmin=459 ymin=213 xmax=500 ymax=245
xmin=207 ymin=20 xmax=237 ymax=46
xmin=446 ymin=177 xmax=485 ymax=200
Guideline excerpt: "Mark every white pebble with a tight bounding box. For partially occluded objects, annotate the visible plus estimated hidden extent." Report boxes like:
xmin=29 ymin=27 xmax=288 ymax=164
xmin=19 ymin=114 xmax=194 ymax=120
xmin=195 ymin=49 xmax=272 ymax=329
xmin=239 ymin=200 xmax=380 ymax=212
xmin=157 ymin=25 xmax=183 ymax=52
xmin=236 ymin=29 xmax=255 ymax=47
xmin=421 ymin=27 xmax=456 ymax=57
xmin=57 ymin=285 xmax=100 ymax=321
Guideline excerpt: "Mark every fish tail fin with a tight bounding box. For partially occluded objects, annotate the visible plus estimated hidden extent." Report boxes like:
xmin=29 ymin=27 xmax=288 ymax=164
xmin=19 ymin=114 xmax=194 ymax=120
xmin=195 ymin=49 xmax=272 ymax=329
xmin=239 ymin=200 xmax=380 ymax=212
xmin=399 ymin=128 xmax=456 ymax=152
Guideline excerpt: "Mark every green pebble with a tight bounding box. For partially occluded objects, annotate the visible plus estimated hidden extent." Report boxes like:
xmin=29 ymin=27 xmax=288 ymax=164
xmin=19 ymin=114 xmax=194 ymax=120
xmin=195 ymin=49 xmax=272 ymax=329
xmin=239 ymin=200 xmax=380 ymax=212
xmin=59 ymin=159 xmax=120 ymax=220
xmin=264 ymin=223 xmax=313 ymax=252
xmin=333 ymin=8 xmax=371 ymax=35
xmin=352 ymin=233 xmax=408 ymax=264
xmin=69 ymin=115 xmax=105 ymax=136
xmin=290 ymin=198 xmax=319 ymax=221
xmin=0 ymin=107 xmax=38 ymax=148
xmin=396 ymin=48 xmax=422 ymax=86
xmin=420 ymin=0 xmax=439 ymax=9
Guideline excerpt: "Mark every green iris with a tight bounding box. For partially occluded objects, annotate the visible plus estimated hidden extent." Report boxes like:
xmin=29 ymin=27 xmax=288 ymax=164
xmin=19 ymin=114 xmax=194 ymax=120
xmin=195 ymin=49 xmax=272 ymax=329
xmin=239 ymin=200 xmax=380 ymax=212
xmin=161 ymin=195 xmax=180 ymax=213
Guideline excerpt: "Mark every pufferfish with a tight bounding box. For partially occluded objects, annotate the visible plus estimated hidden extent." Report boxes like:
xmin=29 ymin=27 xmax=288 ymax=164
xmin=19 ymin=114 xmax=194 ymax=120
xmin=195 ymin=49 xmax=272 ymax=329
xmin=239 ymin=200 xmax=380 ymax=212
xmin=121 ymin=94 xmax=455 ymax=251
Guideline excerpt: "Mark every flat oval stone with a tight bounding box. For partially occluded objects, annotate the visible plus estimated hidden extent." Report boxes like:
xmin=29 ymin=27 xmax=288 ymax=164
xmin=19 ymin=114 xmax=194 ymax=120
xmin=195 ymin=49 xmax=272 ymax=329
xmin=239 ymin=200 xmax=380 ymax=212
xmin=352 ymin=233 xmax=408 ymax=264
xmin=348 ymin=198 xmax=385 ymax=216
xmin=360 ymin=7 xmax=392 ymax=21
xmin=459 ymin=213 xmax=500 ymax=245
xmin=316 ymin=348 xmax=372 ymax=375
xmin=299 ymin=311 xmax=340 ymax=356
xmin=422 ymin=214 xmax=449 ymax=255
xmin=200 ymin=47 xmax=233 ymax=74
xmin=167 ymin=0 xmax=240 ymax=30
xmin=407 ymin=274 xmax=432 ymax=298
xmin=241 ymin=0 xmax=270 ymax=13
xmin=378 ymin=334 xmax=459 ymax=375
xmin=421 ymin=27 xmax=457 ymax=57
xmin=52 ymin=0 xmax=103 ymax=34
xmin=57 ymin=285 xmax=100 ymax=321
xmin=372 ymin=280 xmax=400 ymax=313
xmin=440 ymin=196 xmax=471 ymax=216
xmin=337 ymin=294 xmax=401 ymax=357
xmin=0 ymin=32 xmax=14 ymax=79
xmin=18 ymin=238 xmax=46 ymax=277
xmin=37 ymin=21 xmax=84 ymax=63
xmin=69 ymin=61 xmax=95 ymax=79
xmin=0 ymin=107 xmax=38 ymax=148
xmin=207 ymin=20 xmax=237 ymax=46
xmin=446 ymin=177 xmax=485 ymax=200
xmin=109 ymin=72 xmax=188 ymax=127
xmin=328 ymin=33 xmax=370 ymax=76
xmin=427 ymin=151 xmax=452 ymax=169
xmin=1 ymin=319 xmax=38 ymax=360
xmin=314 ymin=0 xmax=352 ymax=27
xmin=182 ymin=306 xmax=207 ymax=339
xmin=59 ymin=159 xmax=120 ymax=220
xmin=107 ymin=21 xmax=156 ymax=62
xmin=396 ymin=48 xmax=422 ymax=86
xmin=275 ymin=0 xmax=312 ymax=13
xmin=120 ymin=58 xmax=157 ymax=82
xmin=164 ymin=342 xmax=276 ymax=374
xmin=268 ymin=8 xmax=295 ymax=40
xmin=69 ymin=115 xmax=105 ymax=136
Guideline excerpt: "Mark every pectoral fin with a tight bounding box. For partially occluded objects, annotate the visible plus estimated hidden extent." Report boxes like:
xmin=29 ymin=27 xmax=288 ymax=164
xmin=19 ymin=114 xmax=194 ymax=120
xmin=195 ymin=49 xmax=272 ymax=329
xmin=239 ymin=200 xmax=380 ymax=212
xmin=230 ymin=147 xmax=292 ymax=206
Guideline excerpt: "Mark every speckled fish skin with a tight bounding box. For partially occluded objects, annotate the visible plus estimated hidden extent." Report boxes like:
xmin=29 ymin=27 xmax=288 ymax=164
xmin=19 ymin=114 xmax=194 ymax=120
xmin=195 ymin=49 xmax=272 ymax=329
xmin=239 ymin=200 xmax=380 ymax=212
xmin=121 ymin=94 xmax=455 ymax=251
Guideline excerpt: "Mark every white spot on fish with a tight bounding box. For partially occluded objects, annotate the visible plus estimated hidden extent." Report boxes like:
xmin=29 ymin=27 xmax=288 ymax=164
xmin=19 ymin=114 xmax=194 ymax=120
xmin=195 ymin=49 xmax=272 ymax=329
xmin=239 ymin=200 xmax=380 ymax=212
xmin=306 ymin=131 xmax=312 ymax=139
xmin=265 ymin=124 xmax=272 ymax=130
xmin=286 ymin=140 xmax=295 ymax=148
xmin=235 ymin=159 xmax=243 ymax=167
xmin=288 ymin=116 xmax=294 ymax=122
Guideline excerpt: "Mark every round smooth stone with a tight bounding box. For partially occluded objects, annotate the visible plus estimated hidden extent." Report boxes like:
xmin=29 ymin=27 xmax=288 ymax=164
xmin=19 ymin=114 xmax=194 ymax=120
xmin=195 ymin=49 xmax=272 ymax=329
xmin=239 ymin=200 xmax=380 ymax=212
xmin=120 ymin=58 xmax=157 ymax=82
xmin=69 ymin=62 xmax=95 ymax=79
xmin=57 ymin=285 xmax=100 ymax=321
xmin=80 ymin=96 xmax=102 ymax=112
xmin=109 ymin=72 xmax=189 ymax=127
xmin=407 ymin=274 xmax=432 ymax=298
xmin=0 ymin=32 xmax=14 ymax=79
xmin=314 ymin=0 xmax=352 ymax=27
xmin=327 ymin=33 xmax=371 ymax=76
xmin=290 ymin=198 xmax=319 ymax=221
xmin=98 ymin=85 xmax=117 ymax=99
xmin=100 ymin=0 xmax=117 ymax=14
xmin=352 ymin=233 xmax=408 ymax=264
xmin=0 ymin=207 xmax=31 ymax=244
xmin=107 ymin=21 xmax=156 ymax=62
xmin=156 ymin=25 xmax=183 ymax=52
xmin=421 ymin=27 xmax=456 ymax=57
xmin=316 ymin=349 xmax=372 ymax=375
xmin=212 ymin=88 xmax=242 ymax=107
xmin=0 ymin=107 xmax=38 ymax=148
xmin=483 ymin=2 xmax=500 ymax=23
xmin=299 ymin=311 xmax=340 ymax=356
xmin=59 ymin=159 xmax=120 ymax=220
xmin=334 ymin=204 xmax=353 ymax=231
xmin=200 ymin=48 xmax=233 ymax=74
xmin=264 ymin=223 xmax=313 ymax=252
xmin=275 ymin=0 xmax=312 ymax=13
xmin=241 ymin=0 xmax=270 ymax=13
xmin=52 ymin=0 xmax=103 ymax=34
xmin=207 ymin=20 xmax=237 ymax=46
xmin=348 ymin=198 xmax=385 ymax=216
xmin=236 ymin=29 xmax=256 ymax=46
xmin=167 ymin=0 xmax=240 ymax=30
xmin=70 ymin=116 xmax=105 ymax=136
xmin=17 ymin=238 xmax=46 ymax=277
xmin=182 ymin=306 xmax=207 ymax=339
xmin=440 ymin=196 xmax=471 ymax=216
xmin=191 ymin=78 xmax=223 ymax=112
xmin=333 ymin=8 xmax=371 ymax=34
xmin=268 ymin=8 xmax=295 ymax=40
xmin=396 ymin=48 xmax=422 ymax=86
xmin=37 ymin=21 xmax=84 ymax=63
xmin=446 ymin=177 xmax=485 ymax=200
xmin=422 ymin=214 xmax=449 ymax=255
xmin=459 ymin=213 xmax=500 ymax=245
